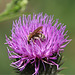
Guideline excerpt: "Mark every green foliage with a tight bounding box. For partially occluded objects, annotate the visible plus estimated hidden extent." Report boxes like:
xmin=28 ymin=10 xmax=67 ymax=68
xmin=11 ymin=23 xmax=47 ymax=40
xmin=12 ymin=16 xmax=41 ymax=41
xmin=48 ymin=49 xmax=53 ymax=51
xmin=0 ymin=0 xmax=28 ymax=22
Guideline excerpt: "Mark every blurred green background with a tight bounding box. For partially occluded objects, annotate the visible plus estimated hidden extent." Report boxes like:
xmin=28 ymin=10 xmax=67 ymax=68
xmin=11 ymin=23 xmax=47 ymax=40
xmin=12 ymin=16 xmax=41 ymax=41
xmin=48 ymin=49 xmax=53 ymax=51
xmin=0 ymin=0 xmax=75 ymax=75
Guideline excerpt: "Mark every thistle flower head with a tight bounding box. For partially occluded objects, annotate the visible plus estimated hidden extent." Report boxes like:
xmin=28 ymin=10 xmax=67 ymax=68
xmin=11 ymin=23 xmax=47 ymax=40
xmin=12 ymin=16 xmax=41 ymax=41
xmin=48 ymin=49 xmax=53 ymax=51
xmin=5 ymin=13 xmax=71 ymax=75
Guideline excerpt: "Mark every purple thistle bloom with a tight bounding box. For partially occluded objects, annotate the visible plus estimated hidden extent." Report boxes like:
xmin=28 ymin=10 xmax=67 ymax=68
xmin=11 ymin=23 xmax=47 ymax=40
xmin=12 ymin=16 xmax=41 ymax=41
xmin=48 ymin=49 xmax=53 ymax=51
xmin=5 ymin=13 xmax=71 ymax=75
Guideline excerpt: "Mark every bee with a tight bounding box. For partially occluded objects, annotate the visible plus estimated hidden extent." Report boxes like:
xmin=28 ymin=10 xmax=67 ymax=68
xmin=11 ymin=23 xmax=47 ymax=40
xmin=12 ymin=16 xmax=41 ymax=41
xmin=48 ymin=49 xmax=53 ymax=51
xmin=27 ymin=26 xmax=45 ymax=44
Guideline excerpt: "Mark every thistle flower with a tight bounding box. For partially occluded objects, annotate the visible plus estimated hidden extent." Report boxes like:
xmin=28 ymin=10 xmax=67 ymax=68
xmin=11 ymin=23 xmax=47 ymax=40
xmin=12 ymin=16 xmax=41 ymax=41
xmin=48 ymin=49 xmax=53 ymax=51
xmin=5 ymin=13 xmax=71 ymax=75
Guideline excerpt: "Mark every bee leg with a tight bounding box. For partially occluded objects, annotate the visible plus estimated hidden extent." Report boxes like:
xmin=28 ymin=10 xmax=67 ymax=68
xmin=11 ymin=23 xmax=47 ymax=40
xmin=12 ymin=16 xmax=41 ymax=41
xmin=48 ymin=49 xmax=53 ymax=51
xmin=32 ymin=38 xmax=35 ymax=44
xmin=32 ymin=37 xmax=40 ymax=44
